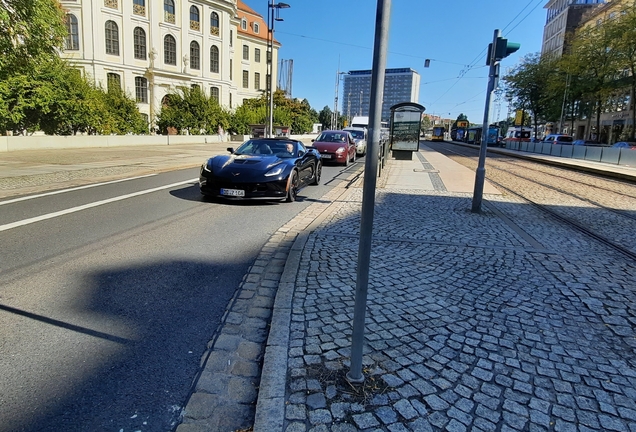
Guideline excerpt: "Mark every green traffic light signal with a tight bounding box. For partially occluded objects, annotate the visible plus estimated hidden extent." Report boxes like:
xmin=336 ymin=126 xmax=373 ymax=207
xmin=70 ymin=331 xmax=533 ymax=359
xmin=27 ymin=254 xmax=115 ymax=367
xmin=486 ymin=36 xmax=520 ymax=65
xmin=494 ymin=37 xmax=520 ymax=61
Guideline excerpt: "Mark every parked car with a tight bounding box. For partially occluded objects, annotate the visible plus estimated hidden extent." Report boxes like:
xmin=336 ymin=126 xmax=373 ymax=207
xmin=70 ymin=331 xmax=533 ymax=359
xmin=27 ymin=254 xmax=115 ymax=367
xmin=199 ymin=138 xmax=322 ymax=202
xmin=611 ymin=141 xmax=636 ymax=149
xmin=573 ymin=139 xmax=601 ymax=146
xmin=343 ymin=127 xmax=367 ymax=156
xmin=311 ymin=130 xmax=357 ymax=166
xmin=542 ymin=134 xmax=574 ymax=145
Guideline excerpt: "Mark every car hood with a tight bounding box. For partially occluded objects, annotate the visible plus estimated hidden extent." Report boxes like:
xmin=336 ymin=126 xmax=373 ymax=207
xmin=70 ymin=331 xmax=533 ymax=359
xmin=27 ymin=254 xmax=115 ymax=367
xmin=312 ymin=142 xmax=347 ymax=151
xmin=207 ymin=154 xmax=288 ymax=176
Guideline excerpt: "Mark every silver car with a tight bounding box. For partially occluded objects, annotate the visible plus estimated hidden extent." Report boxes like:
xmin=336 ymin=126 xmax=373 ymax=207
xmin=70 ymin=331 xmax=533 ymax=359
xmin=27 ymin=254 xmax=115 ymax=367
xmin=343 ymin=127 xmax=367 ymax=156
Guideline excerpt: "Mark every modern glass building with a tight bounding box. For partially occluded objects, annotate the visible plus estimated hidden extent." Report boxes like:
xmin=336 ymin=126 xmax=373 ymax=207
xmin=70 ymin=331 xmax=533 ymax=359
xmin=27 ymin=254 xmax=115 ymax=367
xmin=542 ymin=0 xmax=606 ymax=57
xmin=341 ymin=68 xmax=420 ymax=122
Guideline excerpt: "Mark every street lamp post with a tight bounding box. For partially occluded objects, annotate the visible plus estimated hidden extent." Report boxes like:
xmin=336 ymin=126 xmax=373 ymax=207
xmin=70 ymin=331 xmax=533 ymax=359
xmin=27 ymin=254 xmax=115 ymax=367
xmin=267 ymin=1 xmax=290 ymax=138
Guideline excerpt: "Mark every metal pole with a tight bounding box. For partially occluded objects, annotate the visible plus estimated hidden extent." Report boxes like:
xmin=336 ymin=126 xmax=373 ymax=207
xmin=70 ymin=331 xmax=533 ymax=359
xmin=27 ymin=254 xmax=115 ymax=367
xmin=268 ymin=4 xmax=275 ymax=138
xmin=347 ymin=0 xmax=391 ymax=384
xmin=471 ymin=29 xmax=500 ymax=213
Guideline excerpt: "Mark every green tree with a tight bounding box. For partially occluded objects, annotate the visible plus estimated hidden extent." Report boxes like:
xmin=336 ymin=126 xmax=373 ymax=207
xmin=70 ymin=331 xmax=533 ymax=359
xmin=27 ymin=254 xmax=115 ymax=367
xmin=503 ymin=54 xmax=555 ymax=138
xmin=318 ymin=106 xmax=332 ymax=130
xmin=157 ymin=86 xmax=229 ymax=135
xmin=100 ymin=86 xmax=149 ymax=135
xmin=0 ymin=0 xmax=66 ymax=77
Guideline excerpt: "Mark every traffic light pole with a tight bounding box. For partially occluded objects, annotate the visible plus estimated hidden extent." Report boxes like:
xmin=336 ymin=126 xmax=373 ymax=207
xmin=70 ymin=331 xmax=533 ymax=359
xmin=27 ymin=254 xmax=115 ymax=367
xmin=471 ymin=29 xmax=500 ymax=213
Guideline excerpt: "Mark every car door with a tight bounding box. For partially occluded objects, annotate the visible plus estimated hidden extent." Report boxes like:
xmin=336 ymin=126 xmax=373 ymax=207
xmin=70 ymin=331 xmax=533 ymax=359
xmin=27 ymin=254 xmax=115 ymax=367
xmin=348 ymin=134 xmax=356 ymax=158
xmin=296 ymin=142 xmax=313 ymax=185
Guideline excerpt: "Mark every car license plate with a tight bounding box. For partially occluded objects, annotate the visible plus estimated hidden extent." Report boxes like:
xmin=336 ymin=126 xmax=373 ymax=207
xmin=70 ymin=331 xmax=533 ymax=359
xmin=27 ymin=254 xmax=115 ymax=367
xmin=321 ymin=154 xmax=332 ymax=159
xmin=220 ymin=188 xmax=245 ymax=197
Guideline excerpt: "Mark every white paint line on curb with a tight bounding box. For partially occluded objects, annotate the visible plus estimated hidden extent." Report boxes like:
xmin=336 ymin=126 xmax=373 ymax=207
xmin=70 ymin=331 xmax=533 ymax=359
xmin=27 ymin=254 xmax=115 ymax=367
xmin=0 ymin=174 xmax=157 ymax=206
xmin=0 ymin=178 xmax=197 ymax=233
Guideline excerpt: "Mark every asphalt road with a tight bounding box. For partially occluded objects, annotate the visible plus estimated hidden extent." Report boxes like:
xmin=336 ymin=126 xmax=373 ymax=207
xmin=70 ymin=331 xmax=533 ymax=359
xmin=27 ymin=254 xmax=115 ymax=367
xmin=0 ymin=159 xmax=360 ymax=432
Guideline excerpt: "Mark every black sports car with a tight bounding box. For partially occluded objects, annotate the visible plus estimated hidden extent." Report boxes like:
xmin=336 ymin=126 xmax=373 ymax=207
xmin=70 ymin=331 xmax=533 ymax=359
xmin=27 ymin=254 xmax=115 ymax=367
xmin=199 ymin=138 xmax=322 ymax=202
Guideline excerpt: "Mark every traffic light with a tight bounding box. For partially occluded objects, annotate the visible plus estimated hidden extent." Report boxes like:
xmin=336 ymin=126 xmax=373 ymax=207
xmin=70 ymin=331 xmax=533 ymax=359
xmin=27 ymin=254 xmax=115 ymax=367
xmin=486 ymin=37 xmax=520 ymax=65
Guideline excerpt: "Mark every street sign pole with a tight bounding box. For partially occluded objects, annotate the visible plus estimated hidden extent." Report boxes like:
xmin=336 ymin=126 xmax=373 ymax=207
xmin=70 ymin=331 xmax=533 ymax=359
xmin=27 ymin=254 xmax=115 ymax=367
xmin=471 ymin=29 xmax=500 ymax=213
xmin=347 ymin=0 xmax=391 ymax=384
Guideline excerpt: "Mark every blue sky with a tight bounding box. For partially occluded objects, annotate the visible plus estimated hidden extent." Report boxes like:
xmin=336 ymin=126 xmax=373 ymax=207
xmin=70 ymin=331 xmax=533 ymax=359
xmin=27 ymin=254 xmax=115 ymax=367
xmin=250 ymin=0 xmax=547 ymax=123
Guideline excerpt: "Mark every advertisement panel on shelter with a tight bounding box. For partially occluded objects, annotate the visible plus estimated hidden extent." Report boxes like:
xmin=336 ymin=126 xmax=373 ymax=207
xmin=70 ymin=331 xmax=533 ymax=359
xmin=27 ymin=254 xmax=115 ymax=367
xmin=391 ymin=111 xmax=421 ymax=151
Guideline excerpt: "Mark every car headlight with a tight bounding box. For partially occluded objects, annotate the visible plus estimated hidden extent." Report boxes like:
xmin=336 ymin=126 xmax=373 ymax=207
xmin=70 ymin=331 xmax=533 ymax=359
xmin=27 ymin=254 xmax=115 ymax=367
xmin=265 ymin=165 xmax=284 ymax=177
xmin=336 ymin=147 xmax=345 ymax=153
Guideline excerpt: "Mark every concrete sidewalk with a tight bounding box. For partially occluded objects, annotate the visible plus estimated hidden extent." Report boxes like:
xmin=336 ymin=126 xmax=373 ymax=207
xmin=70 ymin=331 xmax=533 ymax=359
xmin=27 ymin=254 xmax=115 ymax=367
xmin=249 ymin=145 xmax=636 ymax=431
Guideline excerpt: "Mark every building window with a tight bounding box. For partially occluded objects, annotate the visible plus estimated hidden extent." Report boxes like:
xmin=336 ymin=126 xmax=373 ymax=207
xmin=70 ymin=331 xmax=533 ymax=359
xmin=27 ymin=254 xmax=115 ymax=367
xmin=210 ymin=45 xmax=219 ymax=73
xmin=104 ymin=0 xmax=118 ymax=9
xmin=253 ymin=22 xmax=259 ymax=34
xmin=229 ymin=59 xmax=232 ymax=79
xmin=191 ymin=83 xmax=200 ymax=91
xmin=242 ymin=45 xmax=249 ymax=60
xmin=190 ymin=6 xmax=200 ymax=31
xmin=190 ymin=41 xmax=200 ymax=70
xmin=65 ymin=14 xmax=79 ymax=50
xmin=242 ymin=70 xmax=248 ymax=88
xmin=135 ymin=76 xmax=148 ymax=103
xmin=164 ymin=0 xmax=175 ymax=24
xmin=107 ymin=73 xmax=121 ymax=92
xmin=255 ymin=48 xmax=260 ymax=63
xmin=241 ymin=19 xmax=247 ymax=30
xmin=254 ymin=72 xmax=260 ymax=90
xmin=230 ymin=30 xmax=233 ymax=47
xmin=210 ymin=12 xmax=220 ymax=36
xmin=105 ymin=20 xmax=119 ymax=55
xmin=229 ymin=92 xmax=232 ymax=108
xmin=211 ymin=86 xmax=219 ymax=103
xmin=164 ymin=34 xmax=176 ymax=65
xmin=133 ymin=0 xmax=145 ymax=16
xmin=133 ymin=27 xmax=146 ymax=60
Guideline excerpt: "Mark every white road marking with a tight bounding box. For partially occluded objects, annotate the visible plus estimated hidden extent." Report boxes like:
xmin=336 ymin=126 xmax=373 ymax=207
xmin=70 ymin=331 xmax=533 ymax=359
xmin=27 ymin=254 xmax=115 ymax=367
xmin=0 ymin=178 xmax=198 ymax=232
xmin=0 ymin=174 xmax=157 ymax=206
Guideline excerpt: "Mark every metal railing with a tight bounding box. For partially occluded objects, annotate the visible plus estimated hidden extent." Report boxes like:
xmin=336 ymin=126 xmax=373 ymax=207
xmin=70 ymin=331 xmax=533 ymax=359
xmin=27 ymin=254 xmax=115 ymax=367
xmin=506 ymin=141 xmax=636 ymax=167
xmin=377 ymin=135 xmax=390 ymax=177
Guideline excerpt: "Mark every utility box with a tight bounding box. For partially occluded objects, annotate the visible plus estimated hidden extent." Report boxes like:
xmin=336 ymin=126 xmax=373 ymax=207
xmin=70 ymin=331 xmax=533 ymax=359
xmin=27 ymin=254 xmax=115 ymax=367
xmin=389 ymin=102 xmax=425 ymax=160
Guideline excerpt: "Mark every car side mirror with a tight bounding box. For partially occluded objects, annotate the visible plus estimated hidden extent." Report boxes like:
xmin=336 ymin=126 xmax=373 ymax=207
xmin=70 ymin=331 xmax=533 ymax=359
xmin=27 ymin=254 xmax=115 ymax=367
xmin=227 ymin=147 xmax=234 ymax=153
xmin=298 ymin=150 xmax=305 ymax=158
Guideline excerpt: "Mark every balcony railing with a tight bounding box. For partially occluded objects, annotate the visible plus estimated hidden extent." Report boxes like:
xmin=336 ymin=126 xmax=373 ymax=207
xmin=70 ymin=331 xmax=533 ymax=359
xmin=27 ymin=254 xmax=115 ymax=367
xmin=210 ymin=26 xmax=220 ymax=36
xmin=164 ymin=11 xmax=175 ymax=24
xmin=133 ymin=4 xmax=145 ymax=16
xmin=190 ymin=20 xmax=200 ymax=31
xmin=104 ymin=0 xmax=118 ymax=9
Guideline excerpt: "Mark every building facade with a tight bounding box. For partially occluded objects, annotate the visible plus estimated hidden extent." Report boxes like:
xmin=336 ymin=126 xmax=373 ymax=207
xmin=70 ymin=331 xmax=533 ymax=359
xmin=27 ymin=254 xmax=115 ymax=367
xmin=541 ymin=0 xmax=605 ymax=57
xmin=341 ymin=68 xmax=421 ymax=122
xmin=60 ymin=0 xmax=277 ymax=129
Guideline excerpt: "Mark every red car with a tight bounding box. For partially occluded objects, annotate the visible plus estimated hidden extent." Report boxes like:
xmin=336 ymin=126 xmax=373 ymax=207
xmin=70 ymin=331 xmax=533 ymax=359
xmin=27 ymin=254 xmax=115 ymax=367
xmin=311 ymin=130 xmax=357 ymax=166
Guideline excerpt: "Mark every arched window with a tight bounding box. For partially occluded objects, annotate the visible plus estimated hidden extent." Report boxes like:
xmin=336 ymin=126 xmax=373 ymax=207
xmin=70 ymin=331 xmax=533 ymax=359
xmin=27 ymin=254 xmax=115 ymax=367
xmin=210 ymin=12 xmax=220 ymax=36
xmin=105 ymin=20 xmax=119 ymax=55
xmin=190 ymin=6 xmax=200 ymax=31
xmin=133 ymin=27 xmax=146 ymax=60
xmin=65 ymin=14 xmax=79 ymax=50
xmin=241 ymin=19 xmax=247 ymax=30
xmin=164 ymin=34 xmax=176 ymax=65
xmin=164 ymin=0 xmax=175 ymax=23
xmin=190 ymin=41 xmax=200 ymax=70
xmin=210 ymin=45 xmax=219 ymax=73
xmin=210 ymin=86 xmax=219 ymax=103
xmin=135 ymin=77 xmax=148 ymax=103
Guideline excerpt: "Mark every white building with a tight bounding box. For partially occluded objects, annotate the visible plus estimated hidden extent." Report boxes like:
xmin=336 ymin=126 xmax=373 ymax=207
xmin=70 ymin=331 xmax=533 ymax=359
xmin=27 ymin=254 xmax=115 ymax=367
xmin=60 ymin=0 xmax=278 ymax=128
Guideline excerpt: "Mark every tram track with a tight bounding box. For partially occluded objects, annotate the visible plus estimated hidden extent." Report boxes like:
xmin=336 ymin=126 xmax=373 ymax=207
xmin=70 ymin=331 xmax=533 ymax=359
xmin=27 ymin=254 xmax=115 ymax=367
xmin=427 ymin=141 xmax=636 ymax=261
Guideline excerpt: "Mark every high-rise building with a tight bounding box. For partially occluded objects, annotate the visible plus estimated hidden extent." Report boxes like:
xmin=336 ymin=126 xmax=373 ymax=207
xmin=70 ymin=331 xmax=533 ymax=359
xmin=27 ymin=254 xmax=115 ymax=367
xmin=341 ymin=68 xmax=420 ymax=122
xmin=541 ymin=0 xmax=606 ymax=57
xmin=59 ymin=0 xmax=277 ymax=129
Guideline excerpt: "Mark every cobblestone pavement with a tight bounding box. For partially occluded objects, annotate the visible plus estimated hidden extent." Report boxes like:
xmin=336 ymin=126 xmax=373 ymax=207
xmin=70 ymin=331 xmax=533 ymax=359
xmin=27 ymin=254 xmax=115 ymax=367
xmin=254 ymin=154 xmax=636 ymax=431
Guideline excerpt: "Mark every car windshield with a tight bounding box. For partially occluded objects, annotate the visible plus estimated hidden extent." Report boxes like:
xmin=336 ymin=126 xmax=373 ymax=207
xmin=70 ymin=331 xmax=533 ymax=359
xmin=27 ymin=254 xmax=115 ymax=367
xmin=235 ymin=139 xmax=297 ymax=158
xmin=316 ymin=132 xmax=347 ymax=143
xmin=557 ymin=136 xmax=573 ymax=142
xmin=347 ymin=130 xmax=365 ymax=139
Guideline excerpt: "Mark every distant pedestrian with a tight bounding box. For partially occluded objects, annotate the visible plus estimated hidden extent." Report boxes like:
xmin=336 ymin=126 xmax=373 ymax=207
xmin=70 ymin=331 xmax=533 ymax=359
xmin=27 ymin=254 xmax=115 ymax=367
xmin=218 ymin=125 xmax=225 ymax=142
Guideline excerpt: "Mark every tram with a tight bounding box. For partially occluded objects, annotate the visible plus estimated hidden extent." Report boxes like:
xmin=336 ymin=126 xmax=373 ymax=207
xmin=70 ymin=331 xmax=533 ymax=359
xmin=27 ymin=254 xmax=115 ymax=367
xmin=431 ymin=126 xmax=445 ymax=142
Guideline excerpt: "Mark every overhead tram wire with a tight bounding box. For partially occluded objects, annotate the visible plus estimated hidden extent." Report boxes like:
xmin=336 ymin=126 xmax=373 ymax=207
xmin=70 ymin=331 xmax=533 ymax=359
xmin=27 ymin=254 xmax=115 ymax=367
xmin=430 ymin=0 xmax=543 ymax=110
